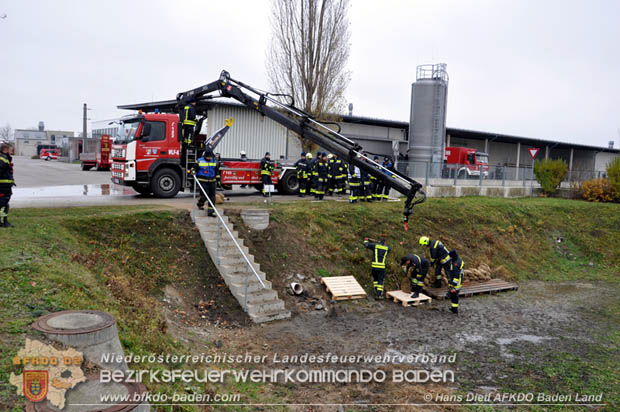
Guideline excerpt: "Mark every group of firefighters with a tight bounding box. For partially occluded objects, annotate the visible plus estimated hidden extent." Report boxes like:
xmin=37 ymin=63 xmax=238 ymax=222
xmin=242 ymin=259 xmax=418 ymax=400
xmin=293 ymin=151 xmax=395 ymax=202
xmin=364 ymin=236 xmax=464 ymax=314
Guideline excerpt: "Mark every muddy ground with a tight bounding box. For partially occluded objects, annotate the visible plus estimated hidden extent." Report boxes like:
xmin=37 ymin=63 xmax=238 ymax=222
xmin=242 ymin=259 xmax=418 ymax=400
xmin=162 ymin=269 xmax=617 ymax=411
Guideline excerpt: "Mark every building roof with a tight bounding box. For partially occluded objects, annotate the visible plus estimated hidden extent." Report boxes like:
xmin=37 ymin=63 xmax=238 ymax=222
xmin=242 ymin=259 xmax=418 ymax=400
xmin=118 ymin=99 xmax=619 ymax=154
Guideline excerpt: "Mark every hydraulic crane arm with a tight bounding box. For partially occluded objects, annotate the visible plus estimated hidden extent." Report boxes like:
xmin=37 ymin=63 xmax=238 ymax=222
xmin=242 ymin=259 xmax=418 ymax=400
xmin=177 ymin=70 xmax=426 ymax=229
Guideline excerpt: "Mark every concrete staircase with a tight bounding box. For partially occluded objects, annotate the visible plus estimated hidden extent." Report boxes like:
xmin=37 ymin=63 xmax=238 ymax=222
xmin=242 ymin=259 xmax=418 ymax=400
xmin=191 ymin=209 xmax=291 ymax=323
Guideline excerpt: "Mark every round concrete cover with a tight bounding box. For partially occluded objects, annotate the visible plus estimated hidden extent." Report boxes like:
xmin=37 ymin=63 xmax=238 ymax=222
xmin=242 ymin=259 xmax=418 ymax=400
xmin=46 ymin=313 xmax=104 ymax=330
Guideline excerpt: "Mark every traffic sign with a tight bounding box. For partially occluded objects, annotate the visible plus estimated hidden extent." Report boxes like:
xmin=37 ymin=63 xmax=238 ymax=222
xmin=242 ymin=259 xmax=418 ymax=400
xmin=528 ymin=148 xmax=540 ymax=159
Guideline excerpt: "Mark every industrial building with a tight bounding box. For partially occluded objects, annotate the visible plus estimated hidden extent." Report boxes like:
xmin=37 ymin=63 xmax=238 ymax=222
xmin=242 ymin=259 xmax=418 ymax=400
xmin=117 ymin=63 xmax=618 ymax=181
xmin=14 ymin=121 xmax=74 ymax=157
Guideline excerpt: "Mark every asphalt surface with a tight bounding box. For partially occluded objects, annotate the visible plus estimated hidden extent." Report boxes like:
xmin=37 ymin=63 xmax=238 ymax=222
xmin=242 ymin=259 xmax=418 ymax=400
xmin=9 ymin=156 xmax=307 ymax=209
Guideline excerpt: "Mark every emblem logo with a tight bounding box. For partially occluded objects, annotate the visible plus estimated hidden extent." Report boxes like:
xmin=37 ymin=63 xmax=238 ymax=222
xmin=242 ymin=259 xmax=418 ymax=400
xmin=23 ymin=370 xmax=48 ymax=402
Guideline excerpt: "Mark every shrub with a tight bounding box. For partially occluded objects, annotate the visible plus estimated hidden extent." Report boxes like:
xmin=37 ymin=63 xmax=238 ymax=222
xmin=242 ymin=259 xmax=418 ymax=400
xmin=533 ymin=158 xmax=567 ymax=194
xmin=607 ymin=157 xmax=620 ymax=200
xmin=580 ymin=178 xmax=616 ymax=202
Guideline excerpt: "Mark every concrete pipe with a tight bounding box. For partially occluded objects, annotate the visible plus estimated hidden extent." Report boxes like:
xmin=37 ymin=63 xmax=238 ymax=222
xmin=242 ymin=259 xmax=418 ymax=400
xmin=290 ymin=282 xmax=304 ymax=295
xmin=31 ymin=310 xmax=128 ymax=372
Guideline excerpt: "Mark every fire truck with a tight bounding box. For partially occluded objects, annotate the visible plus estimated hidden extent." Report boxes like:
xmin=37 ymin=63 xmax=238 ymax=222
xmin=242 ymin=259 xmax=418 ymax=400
xmin=80 ymin=134 xmax=112 ymax=171
xmin=109 ymin=113 xmax=302 ymax=197
xmin=115 ymin=70 xmax=426 ymax=227
xmin=444 ymin=146 xmax=489 ymax=178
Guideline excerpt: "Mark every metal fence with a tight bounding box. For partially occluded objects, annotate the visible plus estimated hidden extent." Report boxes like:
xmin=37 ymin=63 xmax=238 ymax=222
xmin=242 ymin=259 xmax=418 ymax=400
xmin=396 ymin=162 xmax=605 ymax=187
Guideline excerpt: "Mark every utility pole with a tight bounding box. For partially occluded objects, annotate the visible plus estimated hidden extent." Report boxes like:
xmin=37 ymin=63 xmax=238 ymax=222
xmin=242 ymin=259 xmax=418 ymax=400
xmin=83 ymin=103 xmax=88 ymax=138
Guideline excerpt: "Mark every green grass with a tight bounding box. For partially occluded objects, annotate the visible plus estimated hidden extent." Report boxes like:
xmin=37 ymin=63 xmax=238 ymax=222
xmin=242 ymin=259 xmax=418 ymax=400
xmin=260 ymin=197 xmax=620 ymax=286
xmin=0 ymin=206 xmax=222 ymax=411
xmin=1 ymin=198 xmax=619 ymax=411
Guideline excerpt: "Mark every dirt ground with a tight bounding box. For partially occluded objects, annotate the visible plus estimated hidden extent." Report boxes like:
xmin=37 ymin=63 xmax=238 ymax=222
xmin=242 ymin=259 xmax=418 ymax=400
xmin=162 ymin=262 xmax=617 ymax=411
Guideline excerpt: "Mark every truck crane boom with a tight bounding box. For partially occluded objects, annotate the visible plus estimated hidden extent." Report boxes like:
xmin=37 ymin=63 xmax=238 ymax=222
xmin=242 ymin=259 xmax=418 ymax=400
xmin=177 ymin=70 xmax=426 ymax=229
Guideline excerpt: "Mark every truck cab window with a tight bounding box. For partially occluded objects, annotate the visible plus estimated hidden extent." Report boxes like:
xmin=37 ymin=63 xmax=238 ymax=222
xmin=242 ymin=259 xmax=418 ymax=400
xmin=144 ymin=121 xmax=166 ymax=141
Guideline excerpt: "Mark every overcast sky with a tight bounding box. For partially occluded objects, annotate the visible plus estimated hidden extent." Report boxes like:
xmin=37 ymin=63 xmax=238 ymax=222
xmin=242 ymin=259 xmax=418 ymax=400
xmin=1 ymin=0 xmax=618 ymax=147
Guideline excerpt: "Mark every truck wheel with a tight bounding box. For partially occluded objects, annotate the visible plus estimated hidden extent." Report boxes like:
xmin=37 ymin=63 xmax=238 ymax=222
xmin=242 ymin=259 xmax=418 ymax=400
xmin=82 ymin=164 xmax=92 ymax=171
xmin=278 ymin=171 xmax=299 ymax=194
xmin=151 ymin=168 xmax=181 ymax=198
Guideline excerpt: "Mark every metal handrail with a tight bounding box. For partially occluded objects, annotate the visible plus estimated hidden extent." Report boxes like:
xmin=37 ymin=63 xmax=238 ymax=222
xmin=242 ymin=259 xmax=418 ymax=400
xmin=192 ymin=175 xmax=266 ymax=289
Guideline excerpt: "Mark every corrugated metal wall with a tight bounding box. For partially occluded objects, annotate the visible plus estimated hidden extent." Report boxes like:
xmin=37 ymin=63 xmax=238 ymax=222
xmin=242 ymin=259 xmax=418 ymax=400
xmin=206 ymin=105 xmax=289 ymax=159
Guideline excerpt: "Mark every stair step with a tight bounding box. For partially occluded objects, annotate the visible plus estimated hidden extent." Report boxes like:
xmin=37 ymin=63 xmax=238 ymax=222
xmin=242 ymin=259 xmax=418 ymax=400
xmin=229 ymin=280 xmax=272 ymax=294
xmin=206 ymin=243 xmax=250 ymax=257
xmin=203 ymin=236 xmax=244 ymax=247
xmin=246 ymin=299 xmax=285 ymax=313
xmin=225 ymin=271 xmax=267 ymax=284
xmin=220 ymin=262 xmax=261 ymax=274
xmin=193 ymin=211 xmax=228 ymax=222
xmin=250 ymin=309 xmax=291 ymax=323
xmin=242 ymin=289 xmax=278 ymax=304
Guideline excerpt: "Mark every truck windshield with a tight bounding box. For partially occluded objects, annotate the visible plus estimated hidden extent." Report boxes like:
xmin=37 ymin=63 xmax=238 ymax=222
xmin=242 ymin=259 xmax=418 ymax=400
xmin=476 ymin=153 xmax=489 ymax=164
xmin=114 ymin=120 xmax=141 ymax=144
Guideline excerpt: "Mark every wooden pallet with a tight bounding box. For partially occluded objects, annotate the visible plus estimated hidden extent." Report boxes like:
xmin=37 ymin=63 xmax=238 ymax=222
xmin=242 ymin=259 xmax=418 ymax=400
xmin=424 ymin=279 xmax=518 ymax=300
xmin=321 ymin=276 xmax=367 ymax=300
xmin=386 ymin=290 xmax=432 ymax=307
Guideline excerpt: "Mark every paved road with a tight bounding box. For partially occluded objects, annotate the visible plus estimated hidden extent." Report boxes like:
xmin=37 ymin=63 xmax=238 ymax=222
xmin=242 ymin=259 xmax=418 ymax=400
xmin=9 ymin=156 xmax=324 ymax=209
xmin=13 ymin=156 xmax=112 ymax=187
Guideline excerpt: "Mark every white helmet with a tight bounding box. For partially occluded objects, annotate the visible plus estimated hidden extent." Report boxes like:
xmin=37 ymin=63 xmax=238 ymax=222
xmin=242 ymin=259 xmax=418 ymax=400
xmin=240 ymin=150 xmax=247 ymax=156
xmin=327 ymin=153 xmax=334 ymax=159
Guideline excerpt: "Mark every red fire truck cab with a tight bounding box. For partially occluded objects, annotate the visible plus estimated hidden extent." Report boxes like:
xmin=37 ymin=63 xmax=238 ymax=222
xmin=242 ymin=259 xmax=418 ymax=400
xmin=444 ymin=146 xmax=489 ymax=177
xmin=40 ymin=148 xmax=60 ymax=160
xmin=110 ymin=112 xmax=293 ymax=197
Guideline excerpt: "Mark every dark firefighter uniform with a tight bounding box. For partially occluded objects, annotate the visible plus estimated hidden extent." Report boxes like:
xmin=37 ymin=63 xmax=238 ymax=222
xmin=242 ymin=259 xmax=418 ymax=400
xmin=360 ymin=168 xmax=373 ymax=202
xmin=370 ymin=156 xmax=380 ymax=199
xmin=313 ymin=155 xmax=329 ymax=200
xmin=401 ymin=254 xmax=430 ymax=298
xmin=348 ymin=164 xmax=361 ymax=203
xmin=447 ymin=250 xmax=464 ymax=314
xmin=364 ymin=238 xmax=391 ymax=298
xmin=260 ymin=152 xmax=274 ymax=197
xmin=419 ymin=236 xmax=451 ymax=288
xmin=0 ymin=149 xmax=15 ymax=228
xmin=194 ymin=152 xmax=217 ymax=217
xmin=375 ymin=158 xmax=394 ymax=201
xmin=182 ymin=103 xmax=197 ymax=145
xmin=328 ymin=155 xmax=346 ymax=195
xmin=294 ymin=152 xmax=307 ymax=197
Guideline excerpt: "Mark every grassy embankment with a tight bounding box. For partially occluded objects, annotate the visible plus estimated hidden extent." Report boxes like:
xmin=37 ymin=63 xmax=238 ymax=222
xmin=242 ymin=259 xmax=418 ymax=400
xmin=0 ymin=198 xmax=618 ymax=411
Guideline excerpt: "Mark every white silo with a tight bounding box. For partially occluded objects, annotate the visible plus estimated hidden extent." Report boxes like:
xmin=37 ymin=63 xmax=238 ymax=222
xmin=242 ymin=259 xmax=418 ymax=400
xmin=407 ymin=63 xmax=449 ymax=178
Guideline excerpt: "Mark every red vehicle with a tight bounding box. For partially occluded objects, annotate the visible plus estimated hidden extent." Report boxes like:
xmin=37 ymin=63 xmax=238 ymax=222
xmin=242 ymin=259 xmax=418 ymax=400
xmin=444 ymin=146 xmax=489 ymax=177
xmin=80 ymin=134 xmax=112 ymax=171
xmin=110 ymin=113 xmax=292 ymax=197
xmin=40 ymin=148 xmax=60 ymax=161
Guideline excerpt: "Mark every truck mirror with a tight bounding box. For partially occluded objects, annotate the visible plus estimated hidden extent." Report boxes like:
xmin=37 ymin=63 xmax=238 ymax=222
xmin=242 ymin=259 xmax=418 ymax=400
xmin=140 ymin=123 xmax=151 ymax=139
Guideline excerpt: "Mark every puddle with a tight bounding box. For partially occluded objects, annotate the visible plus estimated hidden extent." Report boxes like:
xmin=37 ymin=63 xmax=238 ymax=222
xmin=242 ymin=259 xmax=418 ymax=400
xmin=13 ymin=184 xmax=137 ymax=198
xmin=497 ymin=334 xmax=553 ymax=359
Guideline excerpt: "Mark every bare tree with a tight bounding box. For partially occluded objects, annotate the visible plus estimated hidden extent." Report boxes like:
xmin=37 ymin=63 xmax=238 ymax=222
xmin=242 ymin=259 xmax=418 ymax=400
xmin=0 ymin=123 xmax=11 ymax=142
xmin=267 ymin=0 xmax=351 ymax=148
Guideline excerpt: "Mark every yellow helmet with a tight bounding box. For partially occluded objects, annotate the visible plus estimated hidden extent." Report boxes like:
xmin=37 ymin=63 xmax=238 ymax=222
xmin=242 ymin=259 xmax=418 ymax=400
xmin=306 ymin=153 xmax=313 ymax=159
xmin=419 ymin=236 xmax=430 ymax=246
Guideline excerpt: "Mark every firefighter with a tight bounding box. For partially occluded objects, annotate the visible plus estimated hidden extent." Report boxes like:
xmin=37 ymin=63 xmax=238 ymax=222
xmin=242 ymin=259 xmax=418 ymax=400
xmin=314 ymin=153 xmax=329 ymax=200
xmin=364 ymin=238 xmax=391 ymax=299
xmin=303 ymin=152 xmax=314 ymax=196
xmin=239 ymin=150 xmax=248 ymax=188
xmin=330 ymin=153 xmax=346 ymax=195
xmin=446 ymin=250 xmax=464 ymax=314
xmin=182 ymin=100 xmax=197 ymax=145
xmin=326 ymin=154 xmax=335 ymax=195
xmin=294 ymin=152 xmax=307 ymax=197
xmin=419 ymin=236 xmax=451 ymax=288
xmin=310 ymin=152 xmax=322 ymax=196
xmin=375 ymin=157 xmax=394 ymax=201
xmin=215 ymin=153 xmax=222 ymax=189
xmin=360 ymin=160 xmax=373 ymax=202
xmin=370 ymin=155 xmax=380 ymax=200
xmin=0 ymin=143 xmax=15 ymax=228
xmin=400 ymin=254 xmax=431 ymax=298
xmin=260 ymin=152 xmax=274 ymax=197
xmin=348 ymin=163 xmax=361 ymax=203
xmin=193 ymin=150 xmax=217 ymax=217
